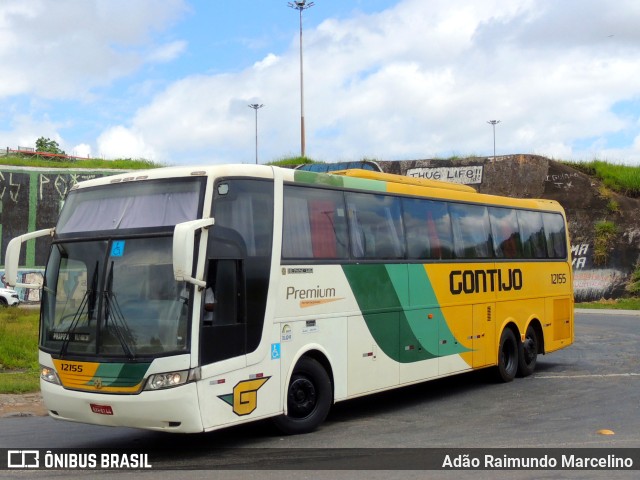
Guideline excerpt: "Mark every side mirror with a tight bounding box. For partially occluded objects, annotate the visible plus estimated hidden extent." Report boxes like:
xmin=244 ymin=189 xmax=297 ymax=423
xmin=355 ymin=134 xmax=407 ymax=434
xmin=4 ymin=228 xmax=55 ymax=289
xmin=173 ymin=218 xmax=214 ymax=288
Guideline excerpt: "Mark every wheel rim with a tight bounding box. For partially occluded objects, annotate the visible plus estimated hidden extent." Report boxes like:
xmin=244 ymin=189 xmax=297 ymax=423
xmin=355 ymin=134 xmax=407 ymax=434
xmin=288 ymin=376 xmax=317 ymax=419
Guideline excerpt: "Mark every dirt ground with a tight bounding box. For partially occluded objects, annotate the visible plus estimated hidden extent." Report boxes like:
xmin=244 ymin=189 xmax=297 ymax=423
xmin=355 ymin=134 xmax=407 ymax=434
xmin=0 ymin=392 xmax=47 ymax=418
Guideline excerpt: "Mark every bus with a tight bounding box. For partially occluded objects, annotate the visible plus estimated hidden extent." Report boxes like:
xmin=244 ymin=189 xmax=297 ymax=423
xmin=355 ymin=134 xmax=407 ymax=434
xmin=4 ymin=165 xmax=573 ymax=434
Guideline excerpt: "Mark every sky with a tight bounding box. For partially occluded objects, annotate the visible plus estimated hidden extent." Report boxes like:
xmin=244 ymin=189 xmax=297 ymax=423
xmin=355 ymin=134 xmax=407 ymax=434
xmin=1 ymin=0 xmax=640 ymax=166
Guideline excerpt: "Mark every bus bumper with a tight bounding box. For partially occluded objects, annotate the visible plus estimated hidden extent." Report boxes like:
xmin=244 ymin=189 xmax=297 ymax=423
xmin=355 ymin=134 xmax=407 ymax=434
xmin=40 ymin=380 xmax=204 ymax=433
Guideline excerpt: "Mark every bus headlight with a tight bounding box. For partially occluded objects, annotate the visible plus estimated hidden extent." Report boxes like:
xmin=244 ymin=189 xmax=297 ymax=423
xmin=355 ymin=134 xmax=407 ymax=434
xmin=40 ymin=365 xmax=61 ymax=385
xmin=144 ymin=368 xmax=200 ymax=391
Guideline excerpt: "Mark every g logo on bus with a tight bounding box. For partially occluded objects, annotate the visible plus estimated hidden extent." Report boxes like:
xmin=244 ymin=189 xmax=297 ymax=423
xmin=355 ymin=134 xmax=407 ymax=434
xmin=218 ymin=377 xmax=270 ymax=416
xmin=93 ymin=378 xmax=103 ymax=390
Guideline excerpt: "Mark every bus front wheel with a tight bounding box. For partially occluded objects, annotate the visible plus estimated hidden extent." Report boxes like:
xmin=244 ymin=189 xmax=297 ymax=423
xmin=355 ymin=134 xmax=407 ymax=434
xmin=496 ymin=328 xmax=518 ymax=383
xmin=273 ymin=356 xmax=332 ymax=435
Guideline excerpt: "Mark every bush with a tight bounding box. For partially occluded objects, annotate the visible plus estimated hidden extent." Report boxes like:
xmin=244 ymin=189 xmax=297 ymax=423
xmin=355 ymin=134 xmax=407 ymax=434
xmin=593 ymin=220 xmax=618 ymax=266
xmin=627 ymin=265 xmax=640 ymax=294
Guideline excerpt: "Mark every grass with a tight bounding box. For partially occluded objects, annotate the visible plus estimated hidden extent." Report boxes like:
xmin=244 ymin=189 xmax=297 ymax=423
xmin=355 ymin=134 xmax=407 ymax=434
xmin=266 ymin=156 xmax=319 ymax=167
xmin=576 ymin=297 xmax=640 ymax=310
xmin=0 ymin=153 xmax=316 ymax=170
xmin=570 ymin=159 xmax=640 ymax=197
xmin=0 ymin=154 xmax=164 ymax=170
xmin=0 ymin=308 xmax=40 ymax=393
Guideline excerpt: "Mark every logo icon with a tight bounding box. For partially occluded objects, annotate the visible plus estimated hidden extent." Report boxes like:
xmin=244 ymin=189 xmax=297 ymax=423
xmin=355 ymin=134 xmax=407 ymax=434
xmin=281 ymin=324 xmax=292 ymax=342
xmin=7 ymin=450 xmax=40 ymax=469
xmin=218 ymin=377 xmax=270 ymax=416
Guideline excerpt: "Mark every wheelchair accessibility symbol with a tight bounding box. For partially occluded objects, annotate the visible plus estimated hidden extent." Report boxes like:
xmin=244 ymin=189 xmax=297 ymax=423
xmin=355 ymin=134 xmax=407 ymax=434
xmin=110 ymin=240 xmax=125 ymax=257
xmin=271 ymin=343 xmax=281 ymax=360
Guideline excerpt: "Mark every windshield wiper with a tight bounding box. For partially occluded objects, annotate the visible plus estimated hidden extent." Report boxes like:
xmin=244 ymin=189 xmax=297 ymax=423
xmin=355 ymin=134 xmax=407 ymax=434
xmin=103 ymin=261 xmax=136 ymax=359
xmin=60 ymin=263 xmax=99 ymax=358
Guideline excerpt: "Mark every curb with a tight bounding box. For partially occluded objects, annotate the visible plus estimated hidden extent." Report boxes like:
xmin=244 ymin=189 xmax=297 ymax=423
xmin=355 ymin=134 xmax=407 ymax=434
xmin=575 ymin=308 xmax=640 ymax=316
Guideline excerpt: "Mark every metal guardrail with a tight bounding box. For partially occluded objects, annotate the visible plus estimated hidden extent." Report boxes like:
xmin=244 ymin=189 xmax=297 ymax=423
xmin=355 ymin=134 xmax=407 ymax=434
xmin=4 ymin=147 xmax=89 ymax=161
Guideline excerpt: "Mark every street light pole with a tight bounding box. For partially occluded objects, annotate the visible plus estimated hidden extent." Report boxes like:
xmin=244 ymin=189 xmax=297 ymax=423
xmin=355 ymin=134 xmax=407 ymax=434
xmin=487 ymin=120 xmax=500 ymax=162
xmin=288 ymin=0 xmax=314 ymax=159
xmin=248 ymin=103 xmax=264 ymax=164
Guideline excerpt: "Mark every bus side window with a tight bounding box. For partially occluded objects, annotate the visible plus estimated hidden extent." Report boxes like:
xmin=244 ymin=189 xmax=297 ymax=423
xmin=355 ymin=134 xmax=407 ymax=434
xmin=542 ymin=212 xmax=567 ymax=258
xmin=518 ymin=210 xmax=547 ymax=258
xmin=450 ymin=204 xmax=492 ymax=259
xmin=214 ymin=259 xmax=242 ymax=325
xmin=282 ymin=185 xmax=348 ymax=260
xmin=489 ymin=207 xmax=523 ymax=259
xmin=200 ymin=259 xmax=246 ymax=365
xmin=402 ymin=198 xmax=453 ymax=260
xmin=203 ymin=259 xmax=244 ymax=326
xmin=346 ymin=192 xmax=405 ymax=259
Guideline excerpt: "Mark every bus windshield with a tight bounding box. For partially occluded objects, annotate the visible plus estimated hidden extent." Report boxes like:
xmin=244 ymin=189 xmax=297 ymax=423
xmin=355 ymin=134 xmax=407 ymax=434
xmin=40 ymin=236 xmax=190 ymax=357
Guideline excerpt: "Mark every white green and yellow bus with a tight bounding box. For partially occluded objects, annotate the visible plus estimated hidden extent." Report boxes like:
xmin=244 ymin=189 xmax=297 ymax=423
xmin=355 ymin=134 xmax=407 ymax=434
xmin=5 ymin=165 xmax=573 ymax=434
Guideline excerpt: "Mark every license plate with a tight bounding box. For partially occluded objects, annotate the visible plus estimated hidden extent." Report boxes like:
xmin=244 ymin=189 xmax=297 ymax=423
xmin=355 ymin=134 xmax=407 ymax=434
xmin=90 ymin=404 xmax=114 ymax=415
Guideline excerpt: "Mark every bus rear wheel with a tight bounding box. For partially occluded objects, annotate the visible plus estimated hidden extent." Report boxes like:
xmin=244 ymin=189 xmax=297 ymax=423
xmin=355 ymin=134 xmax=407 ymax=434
xmin=495 ymin=328 xmax=518 ymax=382
xmin=273 ymin=356 xmax=332 ymax=435
xmin=517 ymin=324 xmax=538 ymax=377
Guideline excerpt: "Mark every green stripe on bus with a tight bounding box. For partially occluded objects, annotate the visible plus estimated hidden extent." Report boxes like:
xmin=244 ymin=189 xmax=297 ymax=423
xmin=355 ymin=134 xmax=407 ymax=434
xmin=94 ymin=362 xmax=151 ymax=387
xmin=293 ymin=170 xmax=387 ymax=192
xmin=342 ymin=264 xmax=469 ymax=362
xmin=407 ymin=264 xmax=470 ymax=357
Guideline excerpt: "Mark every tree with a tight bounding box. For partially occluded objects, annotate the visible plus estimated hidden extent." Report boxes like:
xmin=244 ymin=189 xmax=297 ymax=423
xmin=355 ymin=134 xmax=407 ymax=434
xmin=35 ymin=137 xmax=65 ymax=155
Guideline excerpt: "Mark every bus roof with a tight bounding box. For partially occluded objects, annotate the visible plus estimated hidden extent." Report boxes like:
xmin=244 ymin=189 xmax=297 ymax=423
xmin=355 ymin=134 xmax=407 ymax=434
xmin=67 ymin=163 xmax=565 ymax=215
xmin=331 ymin=169 xmax=477 ymax=193
xmin=291 ymin=167 xmax=565 ymax=214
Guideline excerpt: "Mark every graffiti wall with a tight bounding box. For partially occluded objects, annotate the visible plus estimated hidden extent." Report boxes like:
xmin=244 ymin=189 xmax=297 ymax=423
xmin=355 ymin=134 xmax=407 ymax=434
xmin=406 ymin=165 xmax=484 ymax=185
xmin=571 ymin=243 xmax=627 ymax=301
xmin=0 ymin=167 xmax=119 ymax=269
xmin=545 ymin=171 xmax=581 ymax=191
